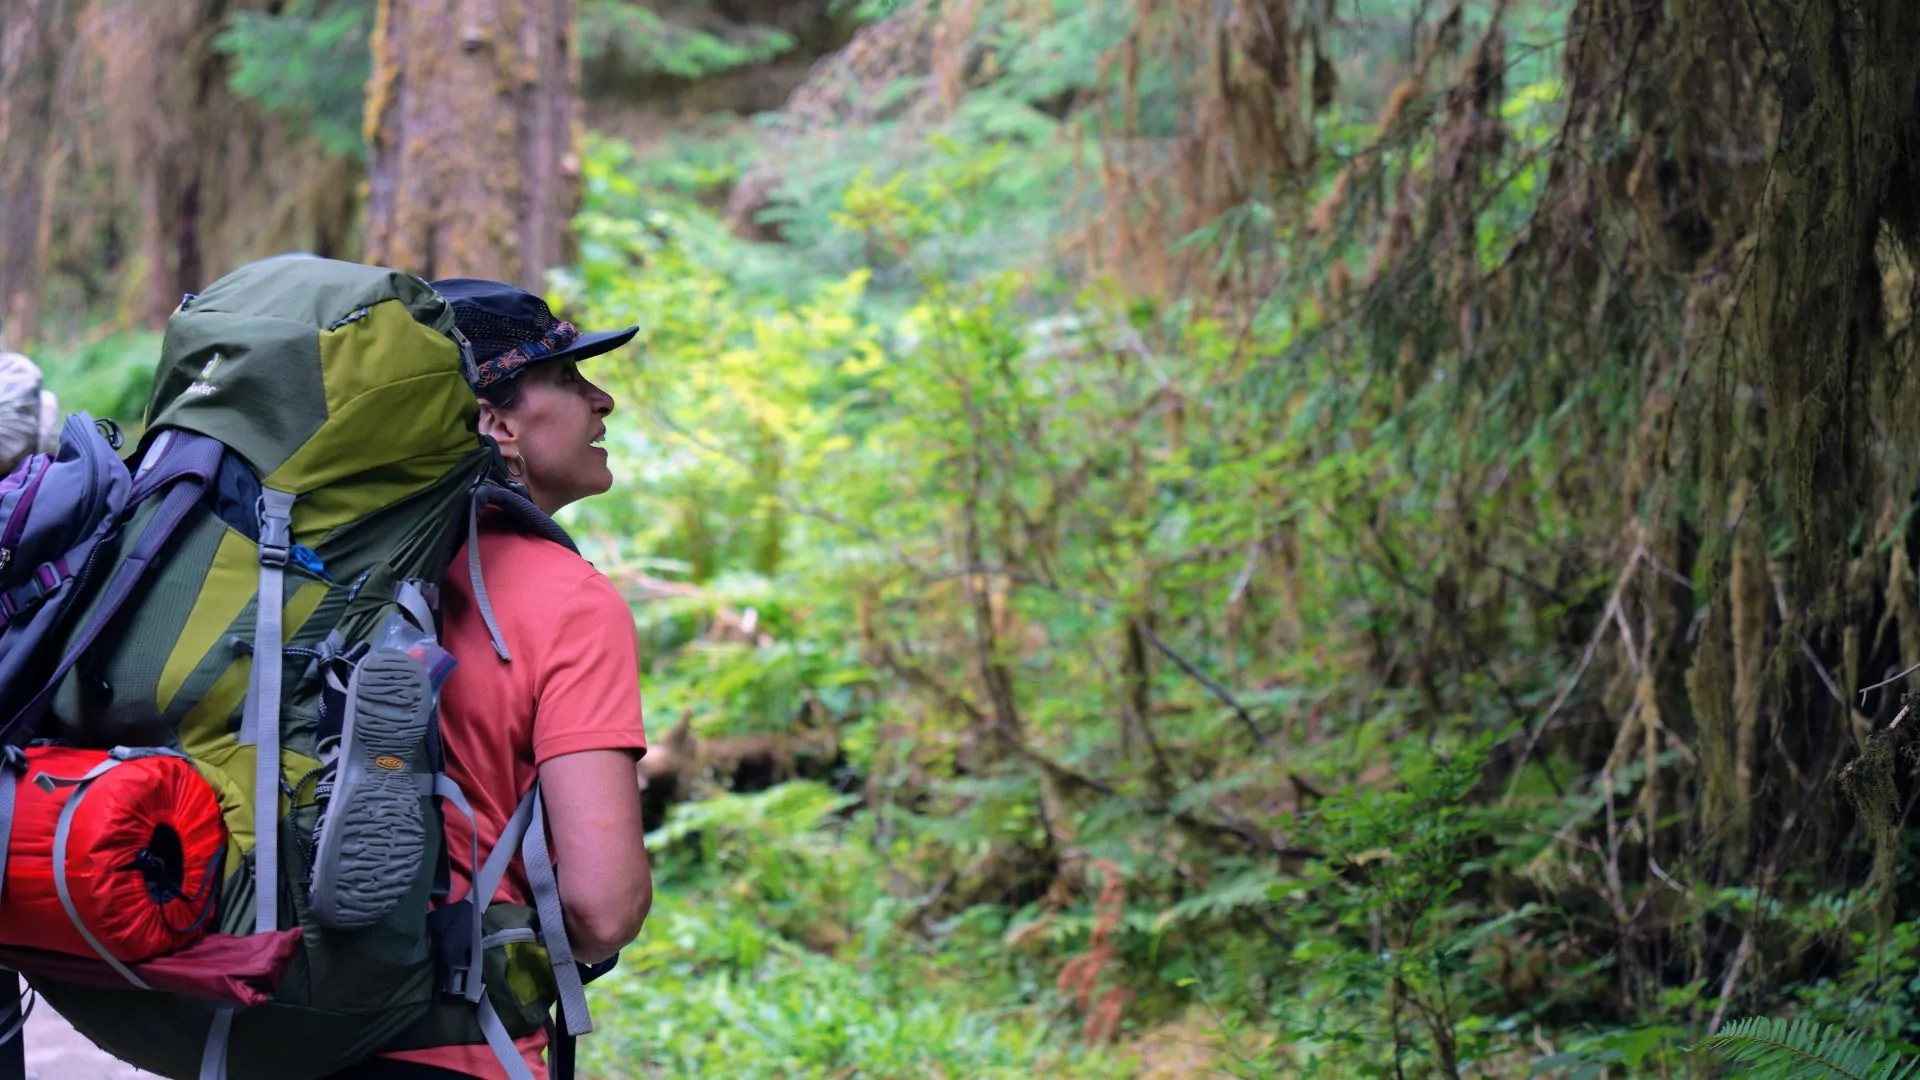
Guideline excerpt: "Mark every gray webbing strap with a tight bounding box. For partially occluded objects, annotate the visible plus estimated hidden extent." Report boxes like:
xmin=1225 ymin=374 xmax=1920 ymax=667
xmin=522 ymin=792 xmax=591 ymax=1036
xmin=241 ymin=489 xmax=295 ymax=935
xmin=467 ymin=492 xmax=511 ymax=661
xmin=464 ymin=788 xmax=538 ymax=1003
xmin=0 ymin=747 xmax=23 ymax=911
xmin=40 ymin=759 xmax=151 ymax=990
xmin=420 ymin=772 xmax=485 ymax=1001
xmin=394 ymin=580 xmax=436 ymax=633
xmin=199 ymin=1005 xmax=233 ymax=1080
xmin=476 ymin=996 xmax=536 ymax=1080
xmin=0 ymin=979 xmax=32 ymax=1047
xmin=470 ymin=788 xmax=540 ymax=929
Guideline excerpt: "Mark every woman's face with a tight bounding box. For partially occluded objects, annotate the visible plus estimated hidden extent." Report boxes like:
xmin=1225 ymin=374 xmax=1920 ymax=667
xmin=477 ymin=359 xmax=617 ymax=514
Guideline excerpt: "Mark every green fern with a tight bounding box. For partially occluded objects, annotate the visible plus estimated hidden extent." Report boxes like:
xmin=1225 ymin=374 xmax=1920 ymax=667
xmin=1697 ymin=1017 xmax=1920 ymax=1079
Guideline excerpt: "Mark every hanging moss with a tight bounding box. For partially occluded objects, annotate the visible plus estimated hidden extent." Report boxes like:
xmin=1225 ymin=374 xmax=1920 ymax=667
xmin=1839 ymin=699 xmax=1918 ymax=929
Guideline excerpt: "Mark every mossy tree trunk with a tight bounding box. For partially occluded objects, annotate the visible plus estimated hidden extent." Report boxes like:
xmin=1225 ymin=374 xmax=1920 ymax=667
xmin=362 ymin=0 xmax=579 ymax=288
xmin=86 ymin=0 xmax=258 ymax=326
xmin=0 ymin=0 xmax=70 ymax=347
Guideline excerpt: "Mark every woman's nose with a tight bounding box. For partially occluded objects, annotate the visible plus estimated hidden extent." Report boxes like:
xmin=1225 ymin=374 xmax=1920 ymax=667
xmin=590 ymin=384 xmax=615 ymax=417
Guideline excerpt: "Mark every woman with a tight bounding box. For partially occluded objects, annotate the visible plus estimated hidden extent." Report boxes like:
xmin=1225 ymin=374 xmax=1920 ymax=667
xmin=346 ymin=280 xmax=653 ymax=1080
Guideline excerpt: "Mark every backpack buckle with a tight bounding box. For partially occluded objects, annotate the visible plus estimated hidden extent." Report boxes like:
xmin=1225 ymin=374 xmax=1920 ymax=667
xmin=0 ymin=574 xmax=51 ymax=625
xmin=256 ymin=495 xmax=292 ymax=567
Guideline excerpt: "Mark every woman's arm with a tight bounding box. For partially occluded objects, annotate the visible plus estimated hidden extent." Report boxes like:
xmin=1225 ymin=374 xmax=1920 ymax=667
xmin=539 ymin=748 xmax=653 ymax=964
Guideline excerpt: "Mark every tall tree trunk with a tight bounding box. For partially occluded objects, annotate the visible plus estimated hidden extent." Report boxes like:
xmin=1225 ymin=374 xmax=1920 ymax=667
xmin=0 ymin=0 xmax=70 ymax=348
xmin=363 ymin=0 xmax=578 ymax=288
xmin=89 ymin=0 xmax=244 ymax=326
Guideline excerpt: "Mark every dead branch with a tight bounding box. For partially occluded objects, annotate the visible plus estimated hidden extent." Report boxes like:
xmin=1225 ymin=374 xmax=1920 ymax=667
xmin=1504 ymin=540 xmax=1646 ymax=802
xmin=1138 ymin=621 xmax=1273 ymax=751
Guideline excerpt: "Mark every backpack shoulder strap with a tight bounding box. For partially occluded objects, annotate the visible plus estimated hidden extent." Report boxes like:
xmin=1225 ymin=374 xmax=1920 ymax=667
xmin=449 ymin=780 xmax=591 ymax=1080
xmin=5 ymin=428 xmax=221 ymax=744
xmin=460 ymin=481 xmax=581 ymax=663
xmin=473 ymin=482 xmax=577 ymax=555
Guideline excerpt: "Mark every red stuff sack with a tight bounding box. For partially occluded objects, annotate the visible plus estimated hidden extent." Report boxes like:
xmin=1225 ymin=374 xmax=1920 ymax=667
xmin=0 ymin=746 xmax=226 ymax=964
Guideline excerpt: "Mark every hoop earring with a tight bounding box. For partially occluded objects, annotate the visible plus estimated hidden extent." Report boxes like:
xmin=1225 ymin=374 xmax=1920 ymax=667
xmin=506 ymin=452 xmax=527 ymax=479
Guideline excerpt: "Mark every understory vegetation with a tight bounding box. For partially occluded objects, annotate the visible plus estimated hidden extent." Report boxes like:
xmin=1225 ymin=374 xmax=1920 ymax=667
xmin=34 ymin=0 xmax=1920 ymax=1076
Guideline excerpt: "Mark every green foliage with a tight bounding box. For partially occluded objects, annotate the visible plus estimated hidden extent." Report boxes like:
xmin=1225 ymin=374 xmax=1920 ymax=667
xmin=579 ymin=0 xmax=797 ymax=82
xmin=215 ymin=0 xmax=373 ymax=160
xmin=1697 ymin=1017 xmax=1920 ymax=1080
xmin=1252 ymin=730 xmax=1568 ymax=1077
xmin=1794 ymin=906 xmax=1920 ymax=1044
xmin=1530 ymin=1026 xmax=1691 ymax=1079
xmin=37 ymin=330 xmax=161 ymax=430
xmin=585 ymin=780 xmax=1116 ymax=1078
xmin=38 ymin=0 xmax=1920 ymax=1072
xmin=562 ymin=108 xmax=1622 ymax=1072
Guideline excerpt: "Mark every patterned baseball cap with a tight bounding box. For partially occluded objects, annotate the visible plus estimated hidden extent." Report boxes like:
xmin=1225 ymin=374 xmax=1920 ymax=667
xmin=430 ymin=278 xmax=638 ymax=390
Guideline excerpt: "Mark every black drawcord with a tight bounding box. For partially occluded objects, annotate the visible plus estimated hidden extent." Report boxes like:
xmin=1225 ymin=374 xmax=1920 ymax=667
xmin=116 ymin=844 xmax=226 ymax=937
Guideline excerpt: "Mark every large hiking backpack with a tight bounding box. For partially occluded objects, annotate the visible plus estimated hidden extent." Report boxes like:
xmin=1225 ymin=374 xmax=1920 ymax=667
xmin=0 ymin=257 xmax=596 ymax=1080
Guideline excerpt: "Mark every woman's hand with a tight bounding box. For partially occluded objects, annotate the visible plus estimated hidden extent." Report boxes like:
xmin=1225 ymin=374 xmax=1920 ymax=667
xmin=539 ymin=748 xmax=653 ymax=964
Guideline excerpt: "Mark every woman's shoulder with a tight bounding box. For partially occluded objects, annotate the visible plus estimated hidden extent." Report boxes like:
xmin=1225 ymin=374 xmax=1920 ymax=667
xmin=475 ymin=526 xmax=623 ymax=606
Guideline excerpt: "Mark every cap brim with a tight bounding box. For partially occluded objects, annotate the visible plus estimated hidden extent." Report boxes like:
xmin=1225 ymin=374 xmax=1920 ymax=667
xmin=544 ymin=325 xmax=639 ymax=366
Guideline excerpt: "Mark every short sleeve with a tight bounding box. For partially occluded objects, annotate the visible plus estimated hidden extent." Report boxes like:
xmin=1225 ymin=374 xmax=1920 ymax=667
xmin=530 ymin=570 xmax=647 ymax=763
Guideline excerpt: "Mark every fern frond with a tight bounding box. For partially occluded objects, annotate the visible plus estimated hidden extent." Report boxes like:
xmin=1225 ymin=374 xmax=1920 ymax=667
xmin=1697 ymin=1016 xmax=1920 ymax=1080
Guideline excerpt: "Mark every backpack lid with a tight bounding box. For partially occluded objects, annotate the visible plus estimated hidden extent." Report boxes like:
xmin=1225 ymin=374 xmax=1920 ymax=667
xmin=144 ymin=257 xmax=481 ymax=496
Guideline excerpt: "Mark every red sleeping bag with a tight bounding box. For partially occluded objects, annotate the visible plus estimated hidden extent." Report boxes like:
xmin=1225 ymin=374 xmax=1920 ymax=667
xmin=0 ymin=746 xmax=227 ymax=963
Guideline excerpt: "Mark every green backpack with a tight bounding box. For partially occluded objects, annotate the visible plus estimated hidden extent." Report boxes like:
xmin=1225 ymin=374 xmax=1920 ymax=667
xmin=9 ymin=256 xmax=595 ymax=1080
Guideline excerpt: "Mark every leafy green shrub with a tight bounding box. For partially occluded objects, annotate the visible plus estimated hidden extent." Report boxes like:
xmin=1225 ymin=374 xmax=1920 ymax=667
xmin=579 ymin=0 xmax=797 ymax=83
xmin=38 ymin=330 xmax=161 ymax=430
xmin=587 ymin=781 xmax=1116 ymax=1078
xmin=215 ymin=0 xmax=373 ymax=160
xmin=1698 ymin=1017 xmax=1919 ymax=1080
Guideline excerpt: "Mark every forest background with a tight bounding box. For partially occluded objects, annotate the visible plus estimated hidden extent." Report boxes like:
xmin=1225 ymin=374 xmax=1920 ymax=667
xmin=5 ymin=0 xmax=1920 ymax=1076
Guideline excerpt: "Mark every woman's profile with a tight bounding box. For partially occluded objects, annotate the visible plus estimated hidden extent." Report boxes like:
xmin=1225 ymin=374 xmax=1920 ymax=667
xmin=341 ymin=281 xmax=653 ymax=1080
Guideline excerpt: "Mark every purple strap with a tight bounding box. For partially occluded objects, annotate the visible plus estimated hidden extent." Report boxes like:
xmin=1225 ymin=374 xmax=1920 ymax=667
xmin=0 ymin=557 xmax=77 ymax=632
xmin=5 ymin=435 xmax=222 ymax=741
xmin=128 ymin=432 xmax=181 ymax=506
xmin=0 ymin=459 xmax=51 ymax=559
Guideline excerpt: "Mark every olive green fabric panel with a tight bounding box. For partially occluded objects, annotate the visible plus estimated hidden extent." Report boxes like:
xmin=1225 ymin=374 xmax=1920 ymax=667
xmin=28 ymin=976 xmax=433 ymax=1080
xmin=43 ymin=505 xmax=227 ymax=750
xmin=289 ymin=442 xmax=477 ymax=546
xmin=157 ymin=529 xmax=261 ymax=713
xmin=268 ymin=299 xmax=481 ymax=510
xmin=381 ymin=902 xmax=557 ymax=1052
xmin=146 ymin=258 xmax=463 ymax=481
xmin=144 ymin=309 xmax=329 ymax=480
xmin=192 ymin=741 xmax=325 ymax=886
xmin=285 ymin=453 xmax=491 ymax=687
xmin=312 ymin=448 xmax=491 ymax=562
xmin=174 ymin=579 xmax=328 ymax=756
xmin=160 ymin=571 xmax=347 ymax=737
xmin=283 ymin=792 xmax=440 ymax=1014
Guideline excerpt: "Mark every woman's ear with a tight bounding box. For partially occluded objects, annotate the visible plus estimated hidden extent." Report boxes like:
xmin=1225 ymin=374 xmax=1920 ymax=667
xmin=477 ymin=400 xmax=515 ymax=451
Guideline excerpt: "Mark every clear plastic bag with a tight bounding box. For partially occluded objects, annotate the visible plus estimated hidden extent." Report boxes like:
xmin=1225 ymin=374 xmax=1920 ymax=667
xmin=370 ymin=609 xmax=457 ymax=692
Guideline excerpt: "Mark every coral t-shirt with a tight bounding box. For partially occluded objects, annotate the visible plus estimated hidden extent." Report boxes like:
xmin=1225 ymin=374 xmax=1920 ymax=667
xmin=383 ymin=518 xmax=647 ymax=1079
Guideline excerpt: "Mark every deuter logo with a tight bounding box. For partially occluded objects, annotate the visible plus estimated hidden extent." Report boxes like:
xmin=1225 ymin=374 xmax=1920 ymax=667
xmin=185 ymin=352 xmax=222 ymax=398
